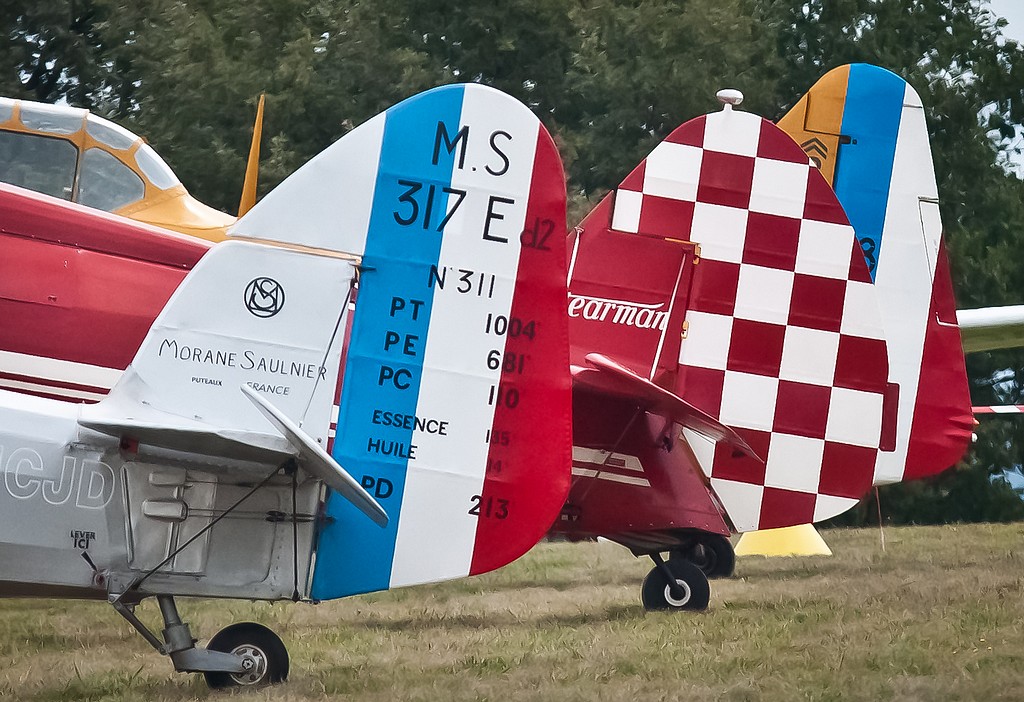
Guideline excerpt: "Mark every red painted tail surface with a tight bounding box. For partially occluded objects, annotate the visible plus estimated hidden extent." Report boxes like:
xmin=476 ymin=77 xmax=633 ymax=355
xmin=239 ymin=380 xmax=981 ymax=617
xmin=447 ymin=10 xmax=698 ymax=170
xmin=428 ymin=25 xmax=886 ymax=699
xmin=567 ymin=196 xmax=697 ymax=390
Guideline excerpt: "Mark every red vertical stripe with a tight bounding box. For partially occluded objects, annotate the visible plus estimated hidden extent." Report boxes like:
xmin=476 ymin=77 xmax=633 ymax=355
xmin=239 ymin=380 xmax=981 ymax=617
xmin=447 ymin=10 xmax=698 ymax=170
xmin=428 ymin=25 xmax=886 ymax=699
xmin=469 ymin=128 xmax=572 ymax=575
xmin=903 ymin=239 xmax=973 ymax=478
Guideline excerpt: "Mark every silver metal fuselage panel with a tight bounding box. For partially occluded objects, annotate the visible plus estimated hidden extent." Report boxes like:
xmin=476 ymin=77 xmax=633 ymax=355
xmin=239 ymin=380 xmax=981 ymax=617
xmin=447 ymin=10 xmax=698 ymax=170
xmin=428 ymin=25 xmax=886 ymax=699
xmin=0 ymin=390 xmax=319 ymax=601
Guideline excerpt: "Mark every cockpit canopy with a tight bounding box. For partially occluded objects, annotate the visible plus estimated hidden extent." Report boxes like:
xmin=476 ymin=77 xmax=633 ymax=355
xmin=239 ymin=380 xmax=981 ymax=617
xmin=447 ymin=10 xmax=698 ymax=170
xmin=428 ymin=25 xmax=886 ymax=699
xmin=0 ymin=98 xmax=181 ymax=212
xmin=0 ymin=97 xmax=233 ymax=241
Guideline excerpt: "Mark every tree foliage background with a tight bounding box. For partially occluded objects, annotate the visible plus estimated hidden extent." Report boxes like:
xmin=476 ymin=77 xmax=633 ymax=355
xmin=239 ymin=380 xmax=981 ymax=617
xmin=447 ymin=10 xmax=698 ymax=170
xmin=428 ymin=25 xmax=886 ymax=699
xmin=3 ymin=0 xmax=1024 ymax=524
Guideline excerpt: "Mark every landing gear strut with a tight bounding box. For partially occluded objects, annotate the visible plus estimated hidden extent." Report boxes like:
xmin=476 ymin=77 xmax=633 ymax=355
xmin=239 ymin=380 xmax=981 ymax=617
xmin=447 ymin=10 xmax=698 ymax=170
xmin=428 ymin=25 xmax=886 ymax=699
xmin=111 ymin=595 xmax=289 ymax=688
xmin=640 ymin=553 xmax=710 ymax=611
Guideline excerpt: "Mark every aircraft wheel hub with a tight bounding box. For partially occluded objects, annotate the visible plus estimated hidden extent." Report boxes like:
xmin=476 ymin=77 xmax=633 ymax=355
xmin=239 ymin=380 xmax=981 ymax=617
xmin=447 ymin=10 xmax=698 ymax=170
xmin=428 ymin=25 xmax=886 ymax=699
xmin=230 ymin=644 xmax=268 ymax=685
xmin=664 ymin=579 xmax=692 ymax=607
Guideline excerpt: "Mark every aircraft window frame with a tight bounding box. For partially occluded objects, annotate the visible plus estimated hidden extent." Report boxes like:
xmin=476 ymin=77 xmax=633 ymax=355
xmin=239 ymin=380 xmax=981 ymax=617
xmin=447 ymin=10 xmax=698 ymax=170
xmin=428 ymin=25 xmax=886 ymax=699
xmin=86 ymin=115 xmax=139 ymax=151
xmin=0 ymin=130 xmax=78 ymax=200
xmin=134 ymin=142 xmax=181 ymax=190
xmin=19 ymin=102 xmax=85 ymax=135
xmin=0 ymin=98 xmax=13 ymax=123
xmin=78 ymin=146 xmax=146 ymax=211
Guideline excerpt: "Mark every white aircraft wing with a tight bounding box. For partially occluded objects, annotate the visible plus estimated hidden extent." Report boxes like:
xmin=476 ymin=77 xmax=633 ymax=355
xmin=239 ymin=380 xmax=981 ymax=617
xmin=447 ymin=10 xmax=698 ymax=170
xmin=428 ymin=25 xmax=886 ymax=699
xmin=957 ymin=305 xmax=1024 ymax=353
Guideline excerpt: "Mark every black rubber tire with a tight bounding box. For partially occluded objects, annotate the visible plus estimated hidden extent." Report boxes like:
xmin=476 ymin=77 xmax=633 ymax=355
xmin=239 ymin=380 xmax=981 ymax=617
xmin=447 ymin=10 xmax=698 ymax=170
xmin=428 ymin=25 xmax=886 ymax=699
xmin=671 ymin=534 xmax=736 ymax=579
xmin=640 ymin=558 xmax=711 ymax=611
xmin=203 ymin=622 xmax=289 ymax=689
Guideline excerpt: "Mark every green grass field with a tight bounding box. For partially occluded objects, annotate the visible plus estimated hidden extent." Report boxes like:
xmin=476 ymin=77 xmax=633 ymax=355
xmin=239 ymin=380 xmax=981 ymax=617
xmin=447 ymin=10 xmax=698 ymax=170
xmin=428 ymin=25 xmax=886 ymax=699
xmin=2 ymin=524 xmax=1023 ymax=701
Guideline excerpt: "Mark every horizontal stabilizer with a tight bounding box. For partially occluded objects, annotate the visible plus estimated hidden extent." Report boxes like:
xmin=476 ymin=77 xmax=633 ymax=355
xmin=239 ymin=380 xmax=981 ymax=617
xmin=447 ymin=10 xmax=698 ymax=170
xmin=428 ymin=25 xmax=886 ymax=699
xmin=78 ymin=414 xmax=293 ymax=465
xmin=573 ymin=353 xmax=759 ymax=460
xmin=957 ymin=306 xmax=1024 ymax=353
xmin=242 ymin=384 xmax=388 ymax=527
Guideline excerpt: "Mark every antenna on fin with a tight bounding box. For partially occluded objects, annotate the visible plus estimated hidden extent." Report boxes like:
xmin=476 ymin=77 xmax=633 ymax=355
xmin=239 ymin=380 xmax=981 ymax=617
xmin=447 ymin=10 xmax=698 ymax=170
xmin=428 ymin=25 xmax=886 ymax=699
xmin=716 ymin=89 xmax=744 ymax=110
xmin=238 ymin=93 xmax=265 ymax=217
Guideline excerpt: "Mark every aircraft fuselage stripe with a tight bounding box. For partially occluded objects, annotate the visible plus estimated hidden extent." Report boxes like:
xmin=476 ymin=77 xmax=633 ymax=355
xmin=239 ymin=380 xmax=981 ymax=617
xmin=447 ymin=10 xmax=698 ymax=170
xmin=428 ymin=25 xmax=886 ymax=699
xmin=0 ymin=350 xmax=121 ymax=389
xmin=0 ymin=378 xmax=105 ymax=402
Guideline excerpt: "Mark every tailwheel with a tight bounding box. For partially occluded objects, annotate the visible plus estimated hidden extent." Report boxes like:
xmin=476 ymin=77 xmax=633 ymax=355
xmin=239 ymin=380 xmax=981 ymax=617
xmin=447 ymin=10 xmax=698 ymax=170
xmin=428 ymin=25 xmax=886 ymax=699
xmin=671 ymin=534 xmax=736 ymax=579
xmin=203 ymin=622 xmax=289 ymax=688
xmin=641 ymin=555 xmax=710 ymax=611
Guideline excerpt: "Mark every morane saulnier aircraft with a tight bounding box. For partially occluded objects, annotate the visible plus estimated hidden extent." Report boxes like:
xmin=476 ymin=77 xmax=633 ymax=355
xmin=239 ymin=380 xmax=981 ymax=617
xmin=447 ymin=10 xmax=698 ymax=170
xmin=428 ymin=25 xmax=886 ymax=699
xmin=0 ymin=84 xmax=573 ymax=687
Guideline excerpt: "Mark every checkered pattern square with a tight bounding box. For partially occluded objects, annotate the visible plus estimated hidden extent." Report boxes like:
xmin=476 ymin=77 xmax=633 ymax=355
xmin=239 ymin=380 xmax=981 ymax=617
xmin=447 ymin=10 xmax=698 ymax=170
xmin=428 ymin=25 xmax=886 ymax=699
xmin=734 ymin=265 xmax=794 ymax=325
xmin=638 ymin=196 xmax=694 ymax=235
xmin=765 ymin=433 xmax=826 ymax=493
xmin=697 ymin=151 xmax=755 ymax=209
xmin=711 ymin=428 xmax=770 ymax=483
xmin=609 ymin=107 xmax=888 ymax=532
xmin=773 ymin=382 xmax=831 ymax=439
xmin=688 ymin=259 xmax=739 ymax=315
xmin=679 ymin=365 xmax=726 ymax=417
xmin=789 ymin=274 xmax=846 ymax=332
xmin=743 ymin=213 xmax=800 ymax=270
xmin=691 ymin=203 xmax=748 ymax=263
xmin=778 ymin=326 xmax=840 ymax=386
xmin=818 ymin=442 xmax=877 ymax=499
xmin=727 ymin=319 xmax=786 ymax=376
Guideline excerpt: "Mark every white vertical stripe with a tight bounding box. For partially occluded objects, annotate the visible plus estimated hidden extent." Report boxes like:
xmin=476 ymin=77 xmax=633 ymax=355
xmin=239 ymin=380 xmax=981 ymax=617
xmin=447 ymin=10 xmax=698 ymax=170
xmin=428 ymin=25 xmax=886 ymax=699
xmin=389 ymin=86 xmax=537 ymax=587
xmin=871 ymin=84 xmax=941 ymax=484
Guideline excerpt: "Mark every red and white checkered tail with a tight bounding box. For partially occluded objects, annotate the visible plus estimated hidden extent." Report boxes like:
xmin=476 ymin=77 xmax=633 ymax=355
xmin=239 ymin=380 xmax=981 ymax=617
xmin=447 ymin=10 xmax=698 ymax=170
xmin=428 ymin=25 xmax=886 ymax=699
xmin=594 ymin=103 xmax=895 ymax=532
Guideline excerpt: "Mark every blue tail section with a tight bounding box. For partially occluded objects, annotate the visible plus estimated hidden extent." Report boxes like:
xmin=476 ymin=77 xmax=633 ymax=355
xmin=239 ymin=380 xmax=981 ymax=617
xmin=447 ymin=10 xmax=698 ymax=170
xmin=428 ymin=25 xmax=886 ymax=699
xmin=833 ymin=64 xmax=905 ymax=281
xmin=311 ymin=85 xmax=464 ymax=599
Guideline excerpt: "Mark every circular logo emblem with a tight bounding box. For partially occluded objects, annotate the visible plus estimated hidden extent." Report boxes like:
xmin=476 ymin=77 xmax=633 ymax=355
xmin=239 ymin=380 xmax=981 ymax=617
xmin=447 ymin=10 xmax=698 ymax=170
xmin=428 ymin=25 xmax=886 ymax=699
xmin=244 ymin=277 xmax=285 ymax=318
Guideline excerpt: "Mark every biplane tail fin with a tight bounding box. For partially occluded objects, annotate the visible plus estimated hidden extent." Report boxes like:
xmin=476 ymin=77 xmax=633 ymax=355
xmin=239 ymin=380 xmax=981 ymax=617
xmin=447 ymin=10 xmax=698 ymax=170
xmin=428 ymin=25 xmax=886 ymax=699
xmin=779 ymin=63 xmax=973 ymax=483
xmin=578 ymin=97 xmax=895 ymax=532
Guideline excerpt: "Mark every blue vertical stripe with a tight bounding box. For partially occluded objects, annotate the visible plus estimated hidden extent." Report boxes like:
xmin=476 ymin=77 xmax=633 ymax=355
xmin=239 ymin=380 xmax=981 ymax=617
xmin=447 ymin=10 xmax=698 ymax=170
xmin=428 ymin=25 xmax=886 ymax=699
xmin=312 ymin=85 xmax=465 ymax=600
xmin=833 ymin=64 xmax=906 ymax=281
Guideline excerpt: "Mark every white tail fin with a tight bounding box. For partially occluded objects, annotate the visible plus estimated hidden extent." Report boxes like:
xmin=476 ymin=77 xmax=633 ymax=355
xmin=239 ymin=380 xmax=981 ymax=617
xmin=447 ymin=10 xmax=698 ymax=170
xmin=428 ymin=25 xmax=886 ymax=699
xmin=222 ymin=84 xmax=572 ymax=598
